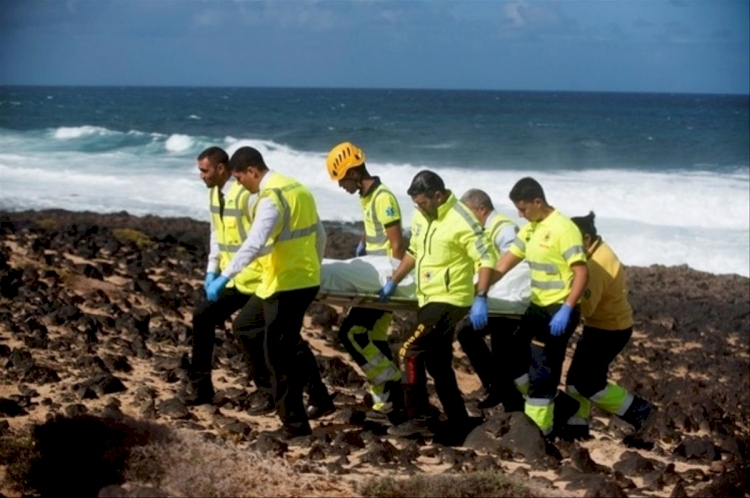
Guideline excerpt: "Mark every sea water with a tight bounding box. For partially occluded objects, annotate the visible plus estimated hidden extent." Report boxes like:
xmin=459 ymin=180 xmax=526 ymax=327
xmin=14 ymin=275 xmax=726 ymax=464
xmin=0 ymin=87 xmax=748 ymax=276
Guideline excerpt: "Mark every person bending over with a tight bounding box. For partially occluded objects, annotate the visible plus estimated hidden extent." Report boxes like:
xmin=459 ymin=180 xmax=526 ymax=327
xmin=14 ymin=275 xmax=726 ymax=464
xmin=563 ymin=212 xmax=655 ymax=440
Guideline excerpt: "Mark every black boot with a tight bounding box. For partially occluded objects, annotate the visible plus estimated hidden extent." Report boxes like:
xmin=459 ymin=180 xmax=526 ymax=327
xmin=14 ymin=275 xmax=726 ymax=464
xmin=620 ymin=396 xmax=655 ymax=431
xmin=306 ymin=395 xmax=336 ymax=420
xmin=552 ymin=391 xmax=582 ymax=440
xmin=184 ymin=370 xmax=215 ymax=406
xmin=246 ymin=391 xmax=275 ymax=416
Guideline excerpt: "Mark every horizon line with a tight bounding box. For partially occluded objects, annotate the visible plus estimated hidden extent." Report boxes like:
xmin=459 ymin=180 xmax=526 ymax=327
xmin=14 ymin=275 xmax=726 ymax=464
xmin=1 ymin=83 xmax=747 ymax=97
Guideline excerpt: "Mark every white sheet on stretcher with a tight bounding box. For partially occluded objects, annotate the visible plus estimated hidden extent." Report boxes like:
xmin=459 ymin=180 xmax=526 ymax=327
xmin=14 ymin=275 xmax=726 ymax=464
xmin=320 ymin=256 xmax=531 ymax=316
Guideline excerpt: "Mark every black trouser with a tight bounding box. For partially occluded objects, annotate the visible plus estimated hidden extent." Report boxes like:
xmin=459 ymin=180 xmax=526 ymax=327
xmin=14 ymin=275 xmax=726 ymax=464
xmin=191 ymin=287 xmax=251 ymax=374
xmin=566 ymin=326 xmax=633 ymax=398
xmin=232 ymin=286 xmax=324 ymax=431
xmin=524 ymin=302 xmax=580 ymax=400
xmin=456 ymin=316 xmax=528 ymax=408
xmin=398 ymin=302 xmax=469 ymax=421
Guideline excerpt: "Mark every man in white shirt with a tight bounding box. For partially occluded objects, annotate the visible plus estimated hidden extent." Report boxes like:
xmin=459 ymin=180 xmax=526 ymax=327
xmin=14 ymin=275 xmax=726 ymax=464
xmin=187 ymin=146 xmax=274 ymax=409
xmin=457 ymin=189 xmax=529 ymax=412
xmin=206 ymin=146 xmax=332 ymax=438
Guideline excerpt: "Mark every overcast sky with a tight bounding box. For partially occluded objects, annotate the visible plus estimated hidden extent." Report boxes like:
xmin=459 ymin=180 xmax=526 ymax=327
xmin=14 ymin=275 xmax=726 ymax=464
xmin=1 ymin=0 xmax=748 ymax=94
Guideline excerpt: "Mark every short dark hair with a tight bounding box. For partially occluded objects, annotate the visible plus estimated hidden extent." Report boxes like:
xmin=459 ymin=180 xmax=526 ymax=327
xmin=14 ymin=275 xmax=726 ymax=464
xmin=344 ymin=164 xmax=370 ymax=180
xmin=509 ymin=177 xmax=547 ymax=203
xmin=407 ymin=170 xmax=446 ymax=197
xmin=571 ymin=211 xmax=598 ymax=239
xmin=197 ymin=147 xmax=228 ymax=167
xmin=228 ymin=146 xmax=268 ymax=172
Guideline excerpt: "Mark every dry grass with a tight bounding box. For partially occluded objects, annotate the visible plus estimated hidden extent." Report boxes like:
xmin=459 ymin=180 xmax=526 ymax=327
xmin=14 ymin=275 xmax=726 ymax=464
xmin=126 ymin=431 xmax=354 ymax=497
xmin=359 ymin=472 xmax=538 ymax=498
xmin=3 ymin=415 xmax=354 ymax=497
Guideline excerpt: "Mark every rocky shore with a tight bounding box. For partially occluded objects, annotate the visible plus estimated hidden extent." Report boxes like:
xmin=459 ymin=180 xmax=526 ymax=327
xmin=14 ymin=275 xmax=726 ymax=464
xmin=0 ymin=209 xmax=748 ymax=497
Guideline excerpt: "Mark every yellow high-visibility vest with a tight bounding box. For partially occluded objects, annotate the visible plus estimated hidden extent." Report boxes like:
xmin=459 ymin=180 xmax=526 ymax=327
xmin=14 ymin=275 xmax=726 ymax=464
xmin=407 ymin=193 xmax=496 ymax=307
xmin=509 ymin=209 xmax=586 ymax=307
xmin=360 ymin=180 xmax=401 ymax=257
xmin=253 ymin=173 xmax=321 ymax=298
xmin=210 ymin=181 xmax=262 ymax=295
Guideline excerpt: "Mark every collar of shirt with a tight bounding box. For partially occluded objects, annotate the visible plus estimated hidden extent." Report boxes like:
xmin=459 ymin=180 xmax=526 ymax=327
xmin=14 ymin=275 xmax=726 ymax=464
xmin=587 ymin=236 xmax=603 ymax=258
xmin=359 ymin=176 xmax=382 ymax=198
xmin=484 ymin=210 xmax=498 ymax=229
xmin=435 ymin=191 xmax=457 ymax=221
xmin=219 ymin=178 xmax=235 ymax=195
xmin=259 ymin=170 xmax=275 ymax=191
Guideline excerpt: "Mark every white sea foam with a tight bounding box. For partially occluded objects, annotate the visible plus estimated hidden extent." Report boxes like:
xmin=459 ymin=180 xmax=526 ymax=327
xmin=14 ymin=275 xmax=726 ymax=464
xmin=1 ymin=128 xmax=748 ymax=276
xmin=164 ymin=134 xmax=194 ymax=153
xmin=53 ymin=126 xmax=112 ymax=139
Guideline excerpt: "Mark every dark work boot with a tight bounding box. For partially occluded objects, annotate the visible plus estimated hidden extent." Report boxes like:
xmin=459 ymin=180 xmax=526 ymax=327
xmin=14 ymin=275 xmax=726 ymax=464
xmin=620 ymin=396 xmax=655 ymax=431
xmin=246 ymin=391 xmax=275 ymax=416
xmin=387 ymin=416 xmax=436 ymax=438
xmin=306 ymin=395 xmax=336 ymax=420
xmin=548 ymin=391 xmax=582 ymax=441
xmin=184 ymin=370 xmax=215 ymax=406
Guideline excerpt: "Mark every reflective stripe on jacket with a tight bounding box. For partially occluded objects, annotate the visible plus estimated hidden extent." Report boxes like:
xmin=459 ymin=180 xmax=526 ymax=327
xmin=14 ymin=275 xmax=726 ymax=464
xmin=253 ymin=173 xmax=321 ymax=298
xmin=407 ymin=193 xmax=496 ymax=307
xmin=508 ymin=209 xmax=586 ymax=307
xmin=360 ymin=181 xmax=401 ymax=257
xmin=210 ymin=181 xmax=262 ymax=295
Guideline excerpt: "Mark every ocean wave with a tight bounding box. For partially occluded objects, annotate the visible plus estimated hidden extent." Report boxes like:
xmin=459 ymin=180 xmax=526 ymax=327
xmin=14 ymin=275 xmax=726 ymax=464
xmin=165 ymin=134 xmax=195 ymax=153
xmin=53 ymin=126 xmax=114 ymax=139
xmin=0 ymin=126 xmax=748 ymax=276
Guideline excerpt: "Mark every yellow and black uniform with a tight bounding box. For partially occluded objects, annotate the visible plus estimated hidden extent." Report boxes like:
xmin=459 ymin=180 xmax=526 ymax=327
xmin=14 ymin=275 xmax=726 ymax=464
xmin=340 ymin=178 xmax=403 ymax=415
xmin=400 ymin=193 xmax=496 ymax=422
xmin=508 ymin=209 xmax=586 ymax=436
xmin=231 ymin=172 xmax=329 ymax=433
xmin=565 ymin=237 xmax=650 ymax=430
xmin=190 ymin=181 xmax=272 ymax=403
xmin=360 ymin=179 xmax=402 ymax=257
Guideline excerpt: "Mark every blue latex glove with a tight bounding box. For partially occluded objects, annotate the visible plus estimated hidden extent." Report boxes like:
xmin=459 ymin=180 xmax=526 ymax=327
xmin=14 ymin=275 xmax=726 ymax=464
xmin=204 ymin=272 xmax=218 ymax=294
xmin=206 ymin=275 xmax=230 ymax=302
xmin=470 ymin=296 xmax=488 ymax=330
xmin=355 ymin=240 xmax=367 ymax=257
xmin=378 ymin=280 xmax=397 ymax=302
xmin=549 ymin=303 xmax=573 ymax=336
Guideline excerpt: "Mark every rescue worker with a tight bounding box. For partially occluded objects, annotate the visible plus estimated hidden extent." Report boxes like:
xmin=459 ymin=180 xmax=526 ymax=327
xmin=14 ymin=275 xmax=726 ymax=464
xmin=326 ymin=142 xmax=406 ymax=423
xmin=456 ymin=189 xmax=528 ymax=412
xmin=206 ymin=146 xmax=332 ymax=438
xmin=563 ymin=212 xmax=654 ymax=439
xmin=490 ymin=177 xmax=588 ymax=440
xmin=186 ymin=146 xmax=273 ymax=410
xmin=379 ymin=170 xmax=496 ymax=439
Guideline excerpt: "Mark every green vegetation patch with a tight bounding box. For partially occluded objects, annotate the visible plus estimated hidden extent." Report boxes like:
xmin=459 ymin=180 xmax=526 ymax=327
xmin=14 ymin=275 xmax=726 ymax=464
xmin=112 ymin=228 xmax=153 ymax=247
xmin=359 ymin=471 xmax=536 ymax=498
xmin=36 ymin=218 xmax=57 ymax=230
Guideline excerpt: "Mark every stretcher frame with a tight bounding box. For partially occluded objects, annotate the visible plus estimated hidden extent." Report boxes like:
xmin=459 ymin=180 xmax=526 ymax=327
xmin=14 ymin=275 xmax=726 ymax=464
xmin=316 ymin=290 xmax=524 ymax=320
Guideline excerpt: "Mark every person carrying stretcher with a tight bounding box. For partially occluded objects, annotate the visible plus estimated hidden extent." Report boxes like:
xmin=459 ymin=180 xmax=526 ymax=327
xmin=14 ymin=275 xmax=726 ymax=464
xmin=326 ymin=142 xmax=407 ymax=424
xmin=379 ymin=170 xmax=496 ymax=440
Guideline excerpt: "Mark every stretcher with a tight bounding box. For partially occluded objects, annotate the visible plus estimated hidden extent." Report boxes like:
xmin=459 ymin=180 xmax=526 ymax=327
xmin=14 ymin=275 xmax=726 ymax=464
xmin=318 ymin=256 xmax=531 ymax=318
